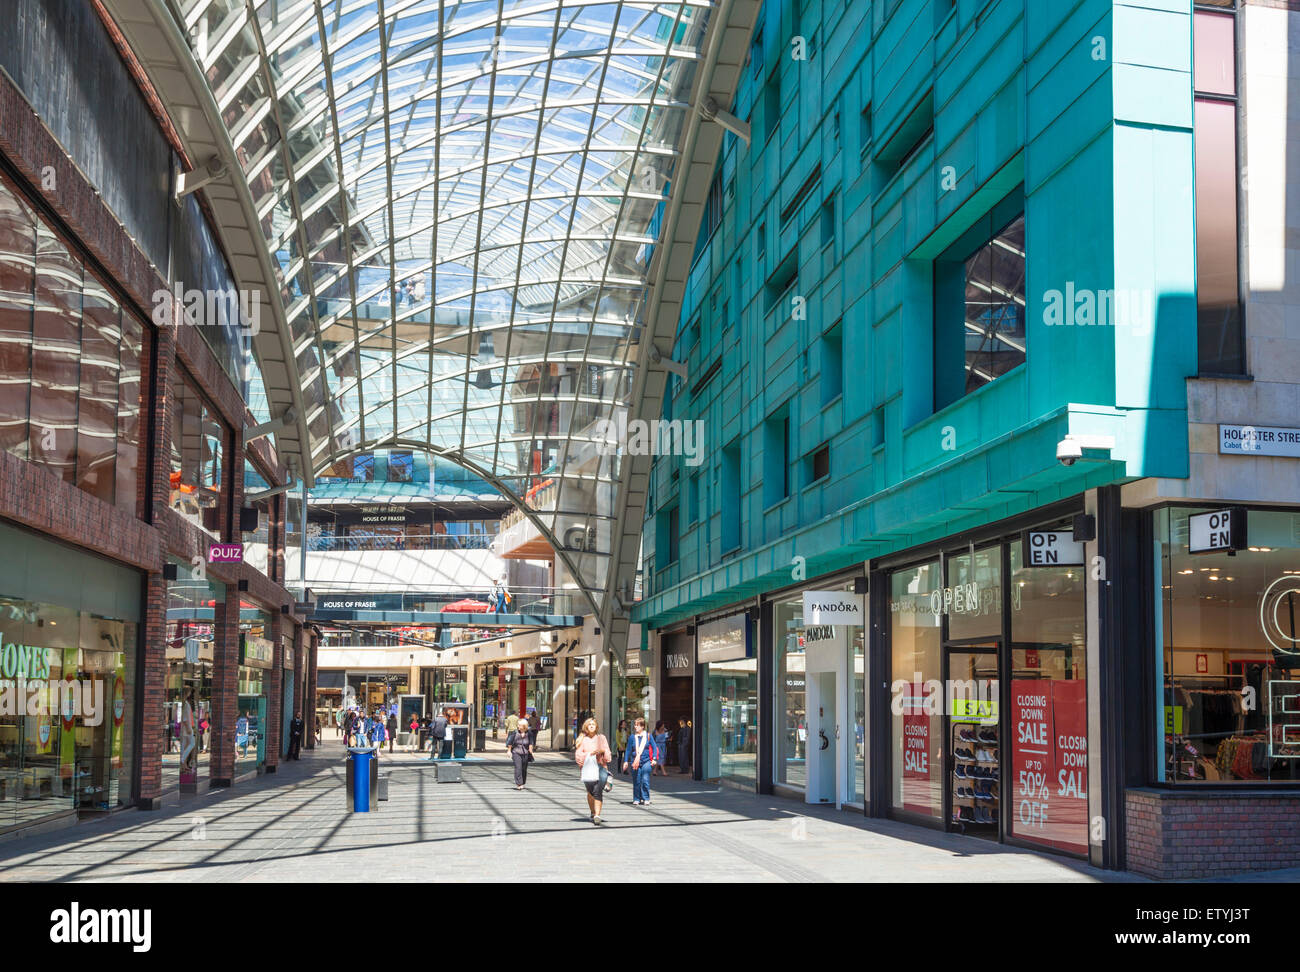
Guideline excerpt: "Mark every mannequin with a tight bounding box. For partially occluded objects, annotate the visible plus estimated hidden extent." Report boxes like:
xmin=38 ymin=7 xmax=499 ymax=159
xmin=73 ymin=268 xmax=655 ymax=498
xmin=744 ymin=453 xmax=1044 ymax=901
xmin=180 ymin=688 xmax=197 ymax=777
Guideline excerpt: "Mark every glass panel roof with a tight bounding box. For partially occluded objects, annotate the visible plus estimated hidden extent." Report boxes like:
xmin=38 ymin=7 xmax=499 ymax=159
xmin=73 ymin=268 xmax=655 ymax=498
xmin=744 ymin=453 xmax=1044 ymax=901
xmin=175 ymin=0 xmax=713 ymax=605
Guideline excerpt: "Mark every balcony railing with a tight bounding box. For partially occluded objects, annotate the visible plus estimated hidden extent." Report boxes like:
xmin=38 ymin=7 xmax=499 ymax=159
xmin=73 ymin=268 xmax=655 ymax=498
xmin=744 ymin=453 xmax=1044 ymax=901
xmin=287 ymin=533 xmax=497 ymax=552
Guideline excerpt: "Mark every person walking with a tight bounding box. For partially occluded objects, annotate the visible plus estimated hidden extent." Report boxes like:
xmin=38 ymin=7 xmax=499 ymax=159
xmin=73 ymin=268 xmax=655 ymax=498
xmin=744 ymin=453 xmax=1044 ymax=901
xmin=335 ymin=707 xmax=345 ymax=738
xmin=386 ymin=711 xmax=398 ymax=754
xmin=652 ymin=721 xmax=670 ymax=777
xmin=575 ymin=718 xmax=613 ymax=825
xmin=428 ymin=707 xmax=449 ymax=760
xmin=622 ymin=717 xmax=658 ymax=805
xmin=505 ymin=709 xmax=519 ymax=739
xmin=676 ymin=717 xmax=692 ymax=775
xmin=614 ymin=720 xmax=629 ymax=774
xmin=288 ymin=710 xmax=304 ymax=760
xmin=315 ymin=714 xmax=323 ymax=745
xmin=507 ymin=717 xmax=534 ymax=790
xmin=370 ymin=711 xmax=387 ymax=753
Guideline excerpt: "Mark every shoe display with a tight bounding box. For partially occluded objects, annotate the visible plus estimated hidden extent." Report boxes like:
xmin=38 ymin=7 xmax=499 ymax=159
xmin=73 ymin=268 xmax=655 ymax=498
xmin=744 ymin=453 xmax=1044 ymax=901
xmin=954 ymin=763 xmax=967 ymax=779
xmin=978 ymin=728 xmax=998 ymax=744
xmin=958 ymin=728 xmax=976 ymax=742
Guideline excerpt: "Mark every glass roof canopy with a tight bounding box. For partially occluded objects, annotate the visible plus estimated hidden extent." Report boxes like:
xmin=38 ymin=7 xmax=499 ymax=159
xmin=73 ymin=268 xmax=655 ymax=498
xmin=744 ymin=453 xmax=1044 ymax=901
xmin=174 ymin=0 xmax=715 ymax=611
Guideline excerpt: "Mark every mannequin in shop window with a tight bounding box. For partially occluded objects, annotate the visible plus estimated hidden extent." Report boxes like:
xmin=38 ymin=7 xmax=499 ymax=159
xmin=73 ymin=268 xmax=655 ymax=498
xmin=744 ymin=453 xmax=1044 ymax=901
xmin=180 ymin=689 xmax=197 ymax=777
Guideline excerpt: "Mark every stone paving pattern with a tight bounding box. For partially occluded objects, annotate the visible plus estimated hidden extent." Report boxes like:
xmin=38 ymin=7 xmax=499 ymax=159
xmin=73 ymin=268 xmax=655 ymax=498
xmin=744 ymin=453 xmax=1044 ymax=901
xmin=0 ymin=740 xmax=1294 ymax=882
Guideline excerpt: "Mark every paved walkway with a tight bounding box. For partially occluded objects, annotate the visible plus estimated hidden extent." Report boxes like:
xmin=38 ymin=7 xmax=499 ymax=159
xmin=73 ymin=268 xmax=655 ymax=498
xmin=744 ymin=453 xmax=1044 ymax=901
xmin=0 ymin=739 xmax=1278 ymax=882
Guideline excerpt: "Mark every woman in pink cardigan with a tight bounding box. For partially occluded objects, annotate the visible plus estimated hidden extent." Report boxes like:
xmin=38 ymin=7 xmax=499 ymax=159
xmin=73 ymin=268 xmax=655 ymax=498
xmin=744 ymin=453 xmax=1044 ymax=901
xmin=574 ymin=717 xmax=613 ymax=825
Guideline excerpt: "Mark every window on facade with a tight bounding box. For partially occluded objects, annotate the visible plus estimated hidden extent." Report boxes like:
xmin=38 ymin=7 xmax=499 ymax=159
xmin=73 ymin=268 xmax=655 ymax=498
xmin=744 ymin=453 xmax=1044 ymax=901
xmin=763 ymin=412 xmax=791 ymax=507
xmin=821 ymin=324 xmax=843 ymax=405
xmin=1193 ymin=5 xmax=1244 ymax=375
xmin=353 ymin=452 xmax=375 ymax=482
xmin=1156 ymin=506 xmax=1300 ymax=785
xmin=721 ymin=440 xmax=742 ymax=553
xmin=808 ymin=444 xmax=830 ymax=484
xmin=0 ymin=173 xmax=146 ymax=515
xmin=933 ymin=189 xmax=1026 ymax=410
xmin=388 ymin=450 xmax=414 ymax=482
xmin=169 ymin=370 xmax=225 ymax=537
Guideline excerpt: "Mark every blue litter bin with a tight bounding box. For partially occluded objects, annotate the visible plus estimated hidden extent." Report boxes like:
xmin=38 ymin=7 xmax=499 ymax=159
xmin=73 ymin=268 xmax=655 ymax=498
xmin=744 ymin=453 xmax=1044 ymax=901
xmin=346 ymin=747 xmax=377 ymax=812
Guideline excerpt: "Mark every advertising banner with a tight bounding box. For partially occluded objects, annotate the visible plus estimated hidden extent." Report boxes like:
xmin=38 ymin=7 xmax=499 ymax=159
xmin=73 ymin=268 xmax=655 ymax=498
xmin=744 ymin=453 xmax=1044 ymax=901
xmin=901 ymin=690 xmax=931 ymax=815
xmin=1011 ymin=679 xmax=1088 ymax=854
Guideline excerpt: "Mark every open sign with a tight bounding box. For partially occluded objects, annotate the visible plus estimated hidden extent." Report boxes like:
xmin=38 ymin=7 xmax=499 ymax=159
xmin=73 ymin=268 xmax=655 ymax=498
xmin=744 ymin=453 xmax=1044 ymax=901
xmin=1188 ymin=508 xmax=1247 ymax=554
xmin=1024 ymin=531 xmax=1084 ymax=567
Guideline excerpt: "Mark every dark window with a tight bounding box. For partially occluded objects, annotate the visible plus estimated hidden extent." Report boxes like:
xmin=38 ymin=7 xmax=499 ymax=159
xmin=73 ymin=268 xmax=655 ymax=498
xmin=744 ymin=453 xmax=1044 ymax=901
xmin=821 ymin=194 xmax=836 ymax=249
xmin=821 ymin=324 xmax=843 ymax=405
xmin=933 ymin=189 xmax=1026 ymax=409
xmin=809 ymin=444 xmax=830 ymax=484
xmin=764 ymin=411 xmax=790 ymax=507
xmin=388 ymin=451 xmax=414 ymax=482
xmin=721 ymin=440 xmax=742 ymax=552
xmin=1193 ymin=5 xmax=1244 ymax=374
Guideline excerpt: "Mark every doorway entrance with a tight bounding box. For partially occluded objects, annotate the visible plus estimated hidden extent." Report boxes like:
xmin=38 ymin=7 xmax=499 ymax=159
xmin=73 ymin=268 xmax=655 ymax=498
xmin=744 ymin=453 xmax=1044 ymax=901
xmin=808 ymin=671 xmax=838 ymax=803
xmin=944 ymin=642 xmax=1000 ymax=839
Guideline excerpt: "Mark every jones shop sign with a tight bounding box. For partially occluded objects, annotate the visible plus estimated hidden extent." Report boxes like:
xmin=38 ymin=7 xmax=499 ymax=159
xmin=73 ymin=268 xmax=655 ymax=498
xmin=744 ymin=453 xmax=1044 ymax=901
xmin=802 ymin=591 xmax=863 ymax=626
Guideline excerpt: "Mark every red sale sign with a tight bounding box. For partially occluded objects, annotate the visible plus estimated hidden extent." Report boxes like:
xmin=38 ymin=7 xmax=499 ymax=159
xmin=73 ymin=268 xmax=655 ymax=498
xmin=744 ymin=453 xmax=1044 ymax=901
xmin=902 ymin=691 xmax=932 ymax=815
xmin=1011 ymin=679 xmax=1088 ymax=854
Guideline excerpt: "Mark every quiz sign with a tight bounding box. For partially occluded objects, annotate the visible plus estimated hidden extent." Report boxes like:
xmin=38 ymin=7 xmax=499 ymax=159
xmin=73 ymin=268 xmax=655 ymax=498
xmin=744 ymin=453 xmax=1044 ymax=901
xmin=1010 ymin=679 xmax=1088 ymax=854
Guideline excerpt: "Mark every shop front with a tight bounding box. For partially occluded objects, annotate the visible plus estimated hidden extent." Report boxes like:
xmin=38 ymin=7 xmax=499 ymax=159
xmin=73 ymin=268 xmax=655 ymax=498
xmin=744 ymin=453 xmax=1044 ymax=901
xmin=613 ymin=640 xmax=650 ymax=743
xmin=345 ymin=671 xmax=409 ymax=712
xmin=699 ymin=611 xmax=759 ymax=790
xmin=164 ymin=561 xmax=220 ymax=792
xmin=236 ymin=608 xmax=274 ymax=772
xmin=422 ymin=666 xmax=467 ymax=707
xmin=658 ymin=631 xmax=693 ymax=769
xmin=0 ymin=522 xmax=141 ymax=831
xmin=880 ymin=511 xmax=1090 ymax=857
xmin=770 ymin=575 xmax=867 ymax=807
xmin=1125 ymin=503 xmax=1300 ymax=877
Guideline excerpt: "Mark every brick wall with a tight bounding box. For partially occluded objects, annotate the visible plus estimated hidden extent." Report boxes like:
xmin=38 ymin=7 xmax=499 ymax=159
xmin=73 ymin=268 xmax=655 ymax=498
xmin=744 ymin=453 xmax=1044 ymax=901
xmin=1126 ymin=788 xmax=1300 ymax=879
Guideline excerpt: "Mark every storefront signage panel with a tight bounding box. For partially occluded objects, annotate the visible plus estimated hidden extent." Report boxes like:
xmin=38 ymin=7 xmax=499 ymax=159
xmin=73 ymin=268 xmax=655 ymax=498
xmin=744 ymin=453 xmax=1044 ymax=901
xmin=697 ymin=613 xmax=750 ymax=663
xmin=1188 ymin=508 xmax=1247 ymax=554
xmin=1010 ymin=680 xmax=1088 ymax=854
xmin=208 ymin=544 xmax=244 ymax=563
xmin=801 ymin=590 xmax=864 ymax=626
xmin=1024 ymin=531 xmax=1084 ymax=566
xmin=316 ymin=594 xmax=404 ymax=612
xmin=1219 ymin=424 xmax=1300 ymax=457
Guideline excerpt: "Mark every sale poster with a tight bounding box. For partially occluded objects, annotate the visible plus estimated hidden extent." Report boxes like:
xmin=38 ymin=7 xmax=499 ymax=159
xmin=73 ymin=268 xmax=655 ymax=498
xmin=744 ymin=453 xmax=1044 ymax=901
xmin=1011 ymin=679 xmax=1088 ymax=854
xmin=901 ymin=691 xmax=932 ymax=815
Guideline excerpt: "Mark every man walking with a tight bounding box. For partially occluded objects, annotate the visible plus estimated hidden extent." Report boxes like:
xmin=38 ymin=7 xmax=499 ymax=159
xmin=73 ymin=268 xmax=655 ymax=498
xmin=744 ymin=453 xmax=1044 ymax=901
xmin=428 ymin=707 xmax=450 ymax=760
xmin=288 ymin=710 xmax=304 ymax=760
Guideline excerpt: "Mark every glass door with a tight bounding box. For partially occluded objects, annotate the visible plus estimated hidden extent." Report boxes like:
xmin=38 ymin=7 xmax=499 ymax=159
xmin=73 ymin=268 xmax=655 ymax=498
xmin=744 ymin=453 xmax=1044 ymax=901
xmin=945 ymin=644 xmax=1000 ymax=839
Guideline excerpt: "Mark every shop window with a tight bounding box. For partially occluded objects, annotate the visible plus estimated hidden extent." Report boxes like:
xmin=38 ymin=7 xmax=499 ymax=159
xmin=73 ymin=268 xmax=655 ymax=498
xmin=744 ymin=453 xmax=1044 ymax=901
xmin=889 ymin=561 xmax=944 ymax=820
xmin=1193 ymin=6 xmax=1245 ymax=375
xmin=1155 ymin=507 xmax=1300 ymax=785
xmin=1008 ymin=539 xmax=1089 ymax=855
xmin=0 ymin=174 xmax=146 ymax=514
xmin=773 ymin=583 xmax=866 ymax=800
xmin=933 ymin=188 xmax=1026 ymax=410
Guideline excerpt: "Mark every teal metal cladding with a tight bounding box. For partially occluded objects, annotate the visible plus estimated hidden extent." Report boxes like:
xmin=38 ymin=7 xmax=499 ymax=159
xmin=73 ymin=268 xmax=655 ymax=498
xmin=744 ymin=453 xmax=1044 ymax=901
xmin=635 ymin=0 xmax=1196 ymax=629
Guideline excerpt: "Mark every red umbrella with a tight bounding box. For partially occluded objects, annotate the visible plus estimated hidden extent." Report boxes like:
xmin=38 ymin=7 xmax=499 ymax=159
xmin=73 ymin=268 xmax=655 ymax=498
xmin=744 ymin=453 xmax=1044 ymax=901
xmin=440 ymin=599 xmax=492 ymax=613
